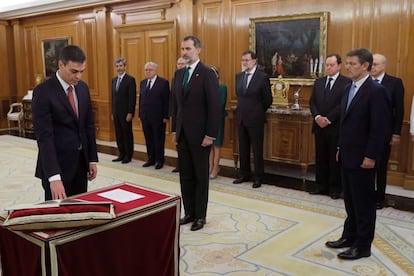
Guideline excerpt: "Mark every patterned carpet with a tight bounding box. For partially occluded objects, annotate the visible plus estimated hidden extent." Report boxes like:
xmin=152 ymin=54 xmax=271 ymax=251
xmin=1 ymin=135 xmax=414 ymax=275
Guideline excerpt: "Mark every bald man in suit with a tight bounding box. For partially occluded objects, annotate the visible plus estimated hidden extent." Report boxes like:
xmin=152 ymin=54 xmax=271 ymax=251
xmin=370 ymin=53 xmax=404 ymax=209
xmin=32 ymin=45 xmax=98 ymax=200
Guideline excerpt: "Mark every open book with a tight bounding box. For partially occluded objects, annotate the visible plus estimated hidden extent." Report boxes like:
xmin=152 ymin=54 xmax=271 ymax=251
xmin=5 ymin=199 xmax=113 ymax=212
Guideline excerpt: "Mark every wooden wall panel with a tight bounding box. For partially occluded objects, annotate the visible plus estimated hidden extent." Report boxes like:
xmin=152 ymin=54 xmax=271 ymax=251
xmin=120 ymin=34 xmax=146 ymax=144
xmin=3 ymin=0 xmax=414 ymax=188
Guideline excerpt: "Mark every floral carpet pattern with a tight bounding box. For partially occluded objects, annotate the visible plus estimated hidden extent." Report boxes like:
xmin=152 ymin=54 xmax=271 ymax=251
xmin=0 ymin=135 xmax=414 ymax=275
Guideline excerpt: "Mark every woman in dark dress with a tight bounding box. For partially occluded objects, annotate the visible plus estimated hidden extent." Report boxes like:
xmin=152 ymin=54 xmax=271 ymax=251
xmin=209 ymin=66 xmax=227 ymax=179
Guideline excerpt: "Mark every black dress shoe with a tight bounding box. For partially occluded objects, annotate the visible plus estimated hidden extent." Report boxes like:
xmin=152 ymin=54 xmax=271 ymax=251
xmin=376 ymin=202 xmax=384 ymax=210
xmin=142 ymin=161 xmax=155 ymax=167
xmin=112 ymin=157 xmax=124 ymax=162
xmin=325 ymin=238 xmax=354 ymax=249
xmin=337 ymin=247 xmax=371 ymax=260
xmin=171 ymin=167 xmax=179 ymax=173
xmin=252 ymin=180 xmax=262 ymax=188
xmin=121 ymin=158 xmax=131 ymax=164
xmin=191 ymin=218 xmax=206 ymax=231
xmin=232 ymin=177 xmax=250 ymax=184
xmin=309 ymin=189 xmax=328 ymax=195
xmin=179 ymin=215 xmax=195 ymax=225
xmin=155 ymin=163 xmax=163 ymax=170
xmin=330 ymin=192 xmax=341 ymax=199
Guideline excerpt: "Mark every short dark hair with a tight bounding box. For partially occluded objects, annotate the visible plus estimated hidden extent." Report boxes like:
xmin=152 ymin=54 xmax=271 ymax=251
xmin=326 ymin=53 xmax=342 ymax=65
xmin=59 ymin=45 xmax=86 ymax=65
xmin=183 ymin=35 xmax=202 ymax=49
xmin=346 ymin=48 xmax=373 ymax=71
xmin=241 ymin=50 xmax=257 ymax=60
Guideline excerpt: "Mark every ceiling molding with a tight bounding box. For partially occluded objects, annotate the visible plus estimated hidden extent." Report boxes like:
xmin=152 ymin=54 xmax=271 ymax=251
xmin=0 ymin=0 xmax=130 ymax=20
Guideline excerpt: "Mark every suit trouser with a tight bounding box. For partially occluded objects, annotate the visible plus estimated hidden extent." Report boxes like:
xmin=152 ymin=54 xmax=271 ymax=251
xmin=113 ymin=113 xmax=134 ymax=159
xmin=42 ymin=150 xmax=87 ymax=200
xmin=238 ymin=123 xmax=264 ymax=180
xmin=341 ymin=167 xmax=376 ymax=249
xmin=177 ymin=130 xmax=211 ymax=219
xmin=375 ymin=143 xmax=391 ymax=203
xmin=141 ymin=118 xmax=166 ymax=163
xmin=314 ymin=130 xmax=341 ymax=193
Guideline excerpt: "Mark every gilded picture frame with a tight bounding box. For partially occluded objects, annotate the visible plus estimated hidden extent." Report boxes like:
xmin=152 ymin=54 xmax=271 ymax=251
xmin=250 ymin=12 xmax=329 ymax=86
xmin=41 ymin=37 xmax=71 ymax=78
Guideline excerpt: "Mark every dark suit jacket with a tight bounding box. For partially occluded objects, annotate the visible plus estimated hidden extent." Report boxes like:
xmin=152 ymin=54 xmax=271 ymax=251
xmin=235 ymin=69 xmax=273 ymax=127
xmin=338 ymin=77 xmax=388 ymax=170
xmin=112 ymin=74 xmax=137 ymax=117
xmin=32 ymin=74 xmax=98 ymax=181
xmin=381 ymin=73 xmax=404 ymax=136
xmin=309 ymin=74 xmax=351 ymax=133
xmin=171 ymin=62 xmax=221 ymax=144
xmin=139 ymin=76 xmax=170 ymax=122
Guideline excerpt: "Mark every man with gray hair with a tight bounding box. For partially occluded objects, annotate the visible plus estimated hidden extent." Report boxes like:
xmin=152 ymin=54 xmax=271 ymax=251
xmin=112 ymin=58 xmax=137 ymax=164
xmin=370 ymin=53 xmax=404 ymax=209
xmin=139 ymin=61 xmax=170 ymax=169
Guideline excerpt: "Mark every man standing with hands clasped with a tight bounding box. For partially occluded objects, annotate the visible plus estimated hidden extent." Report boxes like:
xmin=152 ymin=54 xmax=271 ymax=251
xmin=309 ymin=54 xmax=351 ymax=199
xmin=325 ymin=48 xmax=389 ymax=260
xmin=370 ymin=53 xmax=404 ymax=209
xmin=139 ymin=62 xmax=170 ymax=170
xmin=233 ymin=50 xmax=273 ymax=188
xmin=170 ymin=35 xmax=221 ymax=231
xmin=111 ymin=58 xmax=137 ymax=164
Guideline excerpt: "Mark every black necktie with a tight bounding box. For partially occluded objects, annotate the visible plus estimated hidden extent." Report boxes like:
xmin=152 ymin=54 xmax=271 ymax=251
xmin=146 ymin=80 xmax=151 ymax=92
xmin=242 ymin=72 xmax=250 ymax=94
xmin=324 ymin=77 xmax=333 ymax=99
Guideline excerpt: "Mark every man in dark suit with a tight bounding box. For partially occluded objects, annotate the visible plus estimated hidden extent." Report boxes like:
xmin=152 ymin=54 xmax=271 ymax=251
xmin=111 ymin=58 xmax=137 ymax=164
xmin=32 ymin=45 xmax=98 ymax=200
xmin=139 ymin=61 xmax=170 ymax=169
xmin=370 ymin=53 xmax=405 ymax=209
xmin=325 ymin=48 xmax=389 ymax=260
xmin=233 ymin=50 xmax=273 ymax=188
xmin=309 ymin=54 xmax=351 ymax=199
xmin=170 ymin=57 xmax=187 ymax=173
xmin=171 ymin=35 xmax=221 ymax=231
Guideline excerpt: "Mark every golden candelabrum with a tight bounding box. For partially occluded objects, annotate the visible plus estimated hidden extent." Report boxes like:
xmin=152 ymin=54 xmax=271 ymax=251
xmin=34 ymin=74 xmax=43 ymax=86
xmin=310 ymin=72 xmax=323 ymax=79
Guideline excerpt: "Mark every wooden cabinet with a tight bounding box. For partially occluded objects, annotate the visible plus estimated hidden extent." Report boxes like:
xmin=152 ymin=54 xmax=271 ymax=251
xmin=22 ymin=99 xmax=34 ymax=137
xmin=232 ymin=108 xmax=315 ymax=181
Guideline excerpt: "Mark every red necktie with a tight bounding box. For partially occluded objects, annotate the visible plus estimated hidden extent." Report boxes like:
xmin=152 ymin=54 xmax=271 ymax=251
xmin=67 ymin=86 xmax=77 ymax=116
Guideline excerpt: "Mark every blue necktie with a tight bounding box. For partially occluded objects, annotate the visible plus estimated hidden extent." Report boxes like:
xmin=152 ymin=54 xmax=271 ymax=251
xmin=346 ymin=84 xmax=357 ymax=110
xmin=116 ymin=77 xmax=121 ymax=91
xmin=242 ymin=72 xmax=250 ymax=95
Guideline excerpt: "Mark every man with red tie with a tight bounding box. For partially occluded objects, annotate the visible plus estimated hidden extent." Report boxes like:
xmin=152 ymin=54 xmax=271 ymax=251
xmin=32 ymin=45 xmax=98 ymax=200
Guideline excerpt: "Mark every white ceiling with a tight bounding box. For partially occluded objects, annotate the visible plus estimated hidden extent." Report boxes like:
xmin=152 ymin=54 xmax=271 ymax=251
xmin=0 ymin=0 xmax=115 ymax=20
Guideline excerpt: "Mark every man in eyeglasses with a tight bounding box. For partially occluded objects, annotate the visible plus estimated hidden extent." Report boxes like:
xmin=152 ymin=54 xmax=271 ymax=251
xmin=233 ymin=50 xmax=273 ymax=189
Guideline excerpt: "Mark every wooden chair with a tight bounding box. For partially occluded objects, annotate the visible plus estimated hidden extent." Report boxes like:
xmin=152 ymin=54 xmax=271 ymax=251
xmin=7 ymin=102 xmax=24 ymax=136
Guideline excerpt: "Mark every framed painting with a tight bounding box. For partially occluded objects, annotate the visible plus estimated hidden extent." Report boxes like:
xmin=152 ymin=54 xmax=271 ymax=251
xmin=250 ymin=12 xmax=328 ymax=85
xmin=41 ymin=37 xmax=71 ymax=78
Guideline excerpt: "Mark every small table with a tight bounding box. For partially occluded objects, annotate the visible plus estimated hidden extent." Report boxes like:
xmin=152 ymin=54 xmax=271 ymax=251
xmin=0 ymin=183 xmax=181 ymax=276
